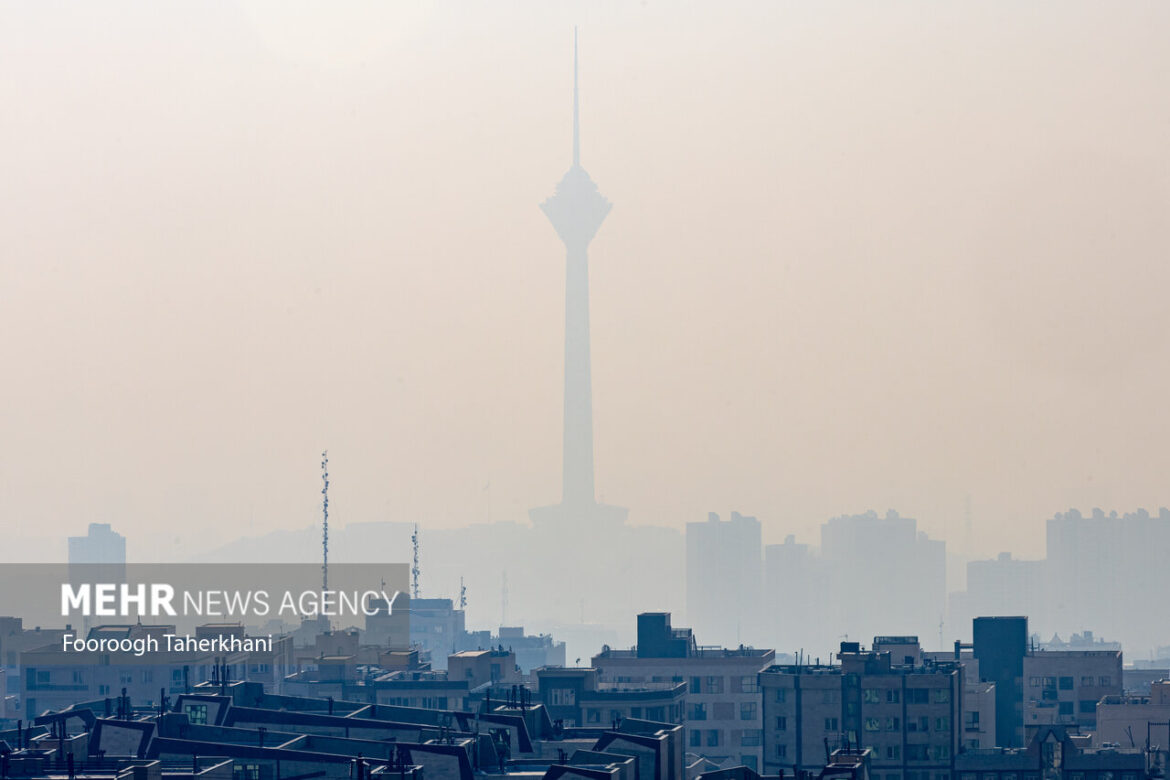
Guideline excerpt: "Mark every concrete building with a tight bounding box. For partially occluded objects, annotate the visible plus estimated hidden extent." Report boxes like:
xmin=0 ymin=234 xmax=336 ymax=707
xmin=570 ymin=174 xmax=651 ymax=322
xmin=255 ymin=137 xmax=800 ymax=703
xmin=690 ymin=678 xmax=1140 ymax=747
xmin=591 ymin=613 xmax=774 ymax=771
xmin=686 ymin=512 xmax=763 ymax=649
xmin=949 ymin=555 xmax=1047 ymax=643
xmin=973 ymin=616 xmax=1029 ymax=748
xmin=1023 ymin=650 xmax=1122 ymax=734
xmin=67 ymin=523 xmax=126 ymax=565
xmin=449 ymin=649 xmax=522 ymax=690
xmin=535 ymin=667 xmax=686 ymax=728
xmin=19 ymin=623 xmax=285 ymax=719
xmin=498 ymin=627 xmax=567 ymax=673
xmin=820 ymin=511 xmax=946 ymax=655
xmin=760 ymin=638 xmax=961 ymax=780
xmin=405 ymin=597 xmax=467 ymax=667
xmin=954 ymin=725 xmax=1149 ymax=780
xmin=1095 ymin=680 xmax=1170 ymax=750
xmin=763 ymin=535 xmax=822 ymax=657
xmin=0 ymin=617 xmax=69 ymax=695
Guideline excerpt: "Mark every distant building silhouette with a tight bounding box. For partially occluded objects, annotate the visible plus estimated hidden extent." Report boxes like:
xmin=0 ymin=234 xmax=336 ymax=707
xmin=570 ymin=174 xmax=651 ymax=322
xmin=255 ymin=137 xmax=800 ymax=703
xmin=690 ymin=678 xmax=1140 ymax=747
xmin=67 ymin=522 xmax=125 ymax=565
xmin=687 ymin=511 xmax=763 ymax=647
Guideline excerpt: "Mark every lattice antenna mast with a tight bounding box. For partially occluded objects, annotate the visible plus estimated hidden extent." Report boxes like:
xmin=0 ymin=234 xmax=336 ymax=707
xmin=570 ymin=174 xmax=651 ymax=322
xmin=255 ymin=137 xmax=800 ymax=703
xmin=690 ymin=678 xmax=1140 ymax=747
xmin=411 ymin=524 xmax=420 ymax=598
xmin=459 ymin=577 xmax=467 ymax=610
xmin=321 ymin=451 xmax=330 ymax=594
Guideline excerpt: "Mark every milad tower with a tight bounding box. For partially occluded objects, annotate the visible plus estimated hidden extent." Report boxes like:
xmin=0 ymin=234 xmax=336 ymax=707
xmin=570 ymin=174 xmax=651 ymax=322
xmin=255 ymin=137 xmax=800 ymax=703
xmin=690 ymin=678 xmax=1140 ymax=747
xmin=529 ymin=31 xmax=628 ymax=533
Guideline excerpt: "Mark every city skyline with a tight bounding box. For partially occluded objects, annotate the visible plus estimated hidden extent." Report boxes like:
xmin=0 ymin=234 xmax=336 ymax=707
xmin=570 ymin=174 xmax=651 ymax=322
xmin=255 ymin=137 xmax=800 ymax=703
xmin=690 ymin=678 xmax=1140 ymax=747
xmin=2 ymin=3 xmax=1169 ymax=565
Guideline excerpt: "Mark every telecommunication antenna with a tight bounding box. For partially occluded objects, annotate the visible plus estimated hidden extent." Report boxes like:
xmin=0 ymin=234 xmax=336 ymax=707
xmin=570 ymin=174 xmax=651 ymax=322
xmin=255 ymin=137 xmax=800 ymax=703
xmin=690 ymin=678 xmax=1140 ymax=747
xmin=321 ymin=451 xmax=330 ymax=594
xmin=459 ymin=577 xmax=467 ymax=610
xmin=411 ymin=524 xmax=420 ymax=598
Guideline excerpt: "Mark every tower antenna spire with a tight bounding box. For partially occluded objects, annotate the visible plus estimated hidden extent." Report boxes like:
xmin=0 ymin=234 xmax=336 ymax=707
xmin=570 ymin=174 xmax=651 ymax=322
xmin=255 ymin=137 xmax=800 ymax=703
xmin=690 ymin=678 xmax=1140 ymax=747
xmin=572 ymin=26 xmax=580 ymax=167
xmin=321 ymin=451 xmax=329 ymax=595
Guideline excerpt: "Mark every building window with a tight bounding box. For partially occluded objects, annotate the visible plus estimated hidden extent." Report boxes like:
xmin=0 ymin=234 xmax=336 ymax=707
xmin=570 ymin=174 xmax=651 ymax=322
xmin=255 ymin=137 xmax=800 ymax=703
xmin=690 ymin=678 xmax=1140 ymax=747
xmin=690 ymin=730 xmax=701 ymax=747
xmin=692 ymin=676 xmax=702 ymax=694
xmin=1059 ymin=677 xmax=1074 ymax=690
xmin=825 ymin=718 xmax=839 ymax=732
xmin=931 ymin=745 xmax=951 ymax=761
xmin=186 ymin=704 xmax=208 ymax=725
xmin=886 ymin=746 xmax=901 ymax=760
xmin=865 ymin=718 xmax=881 ymax=732
xmin=1030 ymin=677 xmax=1041 ymax=687
xmin=775 ymin=688 xmax=787 ymax=703
xmin=864 ymin=689 xmax=881 ymax=704
xmin=776 ymin=744 xmax=788 ymax=758
xmin=1099 ymin=677 xmax=1112 ymax=687
xmin=886 ymin=716 xmax=900 ymax=731
xmin=740 ymin=676 xmax=760 ymax=693
xmin=965 ymin=711 xmax=980 ymax=727
xmin=887 ymin=690 xmax=900 ymax=703
xmin=233 ymin=764 xmax=261 ymax=780
xmin=1058 ymin=702 xmax=1073 ymax=715
xmin=1079 ymin=700 xmax=1096 ymax=713
xmin=740 ymin=702 xmax=757 ymax=721
xmin=72 ymin=671 xmax=85 ymax=684
xmin=906 ymin=745 xmax=928 ymax=761
xmin=550 ymin=688 xmax=575 ymax=706
xmin=907 ymin=689 xmax=929 ymax=704
xmin=776 ymin=716 xmax=788 ymax=731
xmin=742 ymin=730 xmax=762 ymax=746
xmin=689 ymin=703 xmax=707 ymax=721
xmin=587 ymin=709 xmax=601 ymax=723
xmin=706 ymin=676 xmax=725 ymax=694
xmin=706 ymin=730 xmax=720 ymax=747
xmin=935 ymin=716 xmax=951 ymax=731
xmin=932 ymin=688 xmax=951 ymax=704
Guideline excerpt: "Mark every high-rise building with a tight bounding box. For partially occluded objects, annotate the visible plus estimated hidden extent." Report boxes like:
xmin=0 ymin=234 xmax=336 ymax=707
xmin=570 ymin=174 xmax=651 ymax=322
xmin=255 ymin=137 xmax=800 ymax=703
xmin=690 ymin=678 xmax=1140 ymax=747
xmin=972 ymin=616 xmax=1028 ymax=747
xmin=67 ymin=522 xmax=126 ymax=565
xmin=764 ymin=535 xmax=822 ymax=655
xmin=687 ymin=511 xmax=762 ymax=647
xmin=820 ymin=510 xmax=946 ymax=650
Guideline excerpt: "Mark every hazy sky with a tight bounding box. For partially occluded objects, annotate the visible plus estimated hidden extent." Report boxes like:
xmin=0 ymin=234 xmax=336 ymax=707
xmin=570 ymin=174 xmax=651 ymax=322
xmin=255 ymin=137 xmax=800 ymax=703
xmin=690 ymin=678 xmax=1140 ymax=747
xmin=2 ymin=1 xmax=1168 ymax=562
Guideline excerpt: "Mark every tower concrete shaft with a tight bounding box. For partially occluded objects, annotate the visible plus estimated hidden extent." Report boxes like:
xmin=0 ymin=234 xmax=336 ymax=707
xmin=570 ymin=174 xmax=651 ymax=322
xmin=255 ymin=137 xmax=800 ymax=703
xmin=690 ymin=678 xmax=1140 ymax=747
xmin=540 ymin=30 xmax=610 ymax=508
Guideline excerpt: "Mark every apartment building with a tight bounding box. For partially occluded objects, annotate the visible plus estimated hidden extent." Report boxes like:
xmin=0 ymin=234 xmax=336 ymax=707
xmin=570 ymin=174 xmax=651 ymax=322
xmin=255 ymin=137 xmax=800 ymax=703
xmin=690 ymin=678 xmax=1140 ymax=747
xmin=760 ymin=638 xmax=962 ymax=780
xmin=1023 ymin=650 xmax=1122 ymax=733
xmin=591 ymin=612 xmax=774 ymax=771
xmin=535 ymin=666 xmax=686 ymax=728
